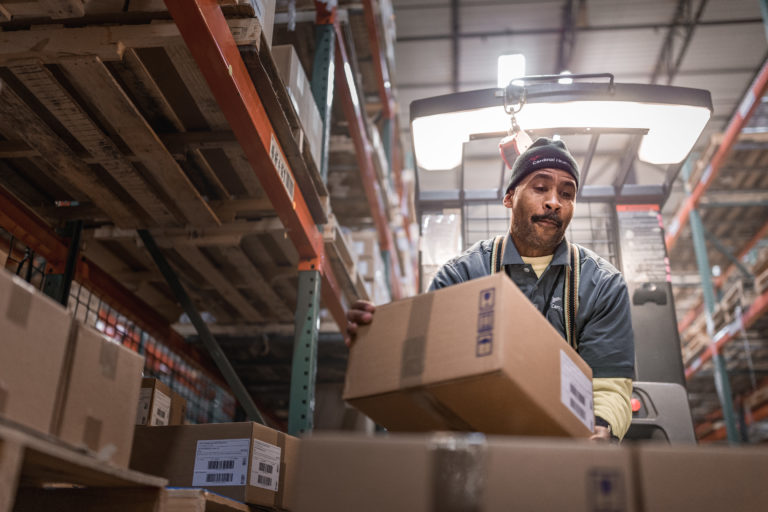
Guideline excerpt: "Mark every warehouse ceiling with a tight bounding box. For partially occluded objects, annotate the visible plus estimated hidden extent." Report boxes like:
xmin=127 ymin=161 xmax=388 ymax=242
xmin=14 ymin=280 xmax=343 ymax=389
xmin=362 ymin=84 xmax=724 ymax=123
xmin=390 ymin=0 xmax=766 ymax=219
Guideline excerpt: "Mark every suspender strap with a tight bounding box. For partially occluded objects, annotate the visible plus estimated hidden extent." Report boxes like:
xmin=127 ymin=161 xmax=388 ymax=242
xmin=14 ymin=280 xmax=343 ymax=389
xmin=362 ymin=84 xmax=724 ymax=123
xmin=564 ymin=242 xmax=581 ymax=350
xmin=491 ymin=235 xmax=506 ymax=274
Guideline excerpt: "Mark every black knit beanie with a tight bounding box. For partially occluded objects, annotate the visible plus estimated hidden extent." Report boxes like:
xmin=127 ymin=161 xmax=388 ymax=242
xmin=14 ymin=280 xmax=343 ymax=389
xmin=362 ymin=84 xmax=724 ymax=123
xmin=505 ymin=137 xmax=580 ymax=193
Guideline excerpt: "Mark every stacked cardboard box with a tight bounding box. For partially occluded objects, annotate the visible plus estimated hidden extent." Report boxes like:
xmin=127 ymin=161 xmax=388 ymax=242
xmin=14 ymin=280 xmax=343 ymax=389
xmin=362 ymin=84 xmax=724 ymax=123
xmin=131 ymin=422 xmax=300 ymax=510
xmin=136 ymin=377 xmax=187 ymax=426
xmin=0 ymin=269 xmax=144 ymax=467
xmin=349 ymin=229 xmax=391 ymax=305
xmin=271 ymin=44 xmax=323 ymax=172
xmin=344 ymin=272 xmax=594 ymax=437
xmin=294 ymin=433 xmax=768 ymax=512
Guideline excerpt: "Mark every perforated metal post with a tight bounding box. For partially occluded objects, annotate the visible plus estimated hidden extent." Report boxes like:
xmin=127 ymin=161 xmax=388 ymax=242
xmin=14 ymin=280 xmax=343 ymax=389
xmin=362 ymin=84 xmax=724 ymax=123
xmin=684 ymin=160 xmax=740 ymax=443
xmin=288 ymin=265 xmax=322 ymax=435
xmin=311 ymin=2 xmax=336 ymax=182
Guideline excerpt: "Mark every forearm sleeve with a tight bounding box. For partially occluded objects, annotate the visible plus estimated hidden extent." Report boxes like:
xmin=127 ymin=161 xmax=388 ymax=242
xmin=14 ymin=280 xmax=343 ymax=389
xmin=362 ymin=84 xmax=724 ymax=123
xmin=593 ymin=377 xmax=633 ymax=439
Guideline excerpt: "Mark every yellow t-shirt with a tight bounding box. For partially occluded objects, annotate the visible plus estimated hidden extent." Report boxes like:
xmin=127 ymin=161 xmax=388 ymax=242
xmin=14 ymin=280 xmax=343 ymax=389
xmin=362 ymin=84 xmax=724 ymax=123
xmin=520 ymin=254 xmax=553 ymax=278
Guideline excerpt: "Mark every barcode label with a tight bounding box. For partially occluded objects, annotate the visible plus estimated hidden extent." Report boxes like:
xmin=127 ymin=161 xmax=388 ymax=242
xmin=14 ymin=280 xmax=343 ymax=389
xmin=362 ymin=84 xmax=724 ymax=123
xmin=251 ymin=439 xmax=281 ymax=492
xmin=208 ymin=460 xmax=235 ymax=470
xmin=206 ymin=473 xmax=233 ymax=483
xmin=560 ymin=350 xmax=594 ymax=431
xmin=193 ymin=439 xmax=249 ymax=487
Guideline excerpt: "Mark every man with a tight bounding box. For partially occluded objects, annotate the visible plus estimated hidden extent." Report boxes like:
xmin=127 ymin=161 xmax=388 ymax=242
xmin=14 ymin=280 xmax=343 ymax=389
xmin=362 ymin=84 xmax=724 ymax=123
xmin=346 ymin=137 xmax=635 ymax=442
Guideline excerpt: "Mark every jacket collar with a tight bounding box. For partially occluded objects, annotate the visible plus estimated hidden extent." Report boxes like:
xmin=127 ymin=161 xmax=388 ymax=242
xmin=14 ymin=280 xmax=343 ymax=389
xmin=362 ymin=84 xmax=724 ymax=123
xmin=501 ymin=233 xmax=571 ymax=269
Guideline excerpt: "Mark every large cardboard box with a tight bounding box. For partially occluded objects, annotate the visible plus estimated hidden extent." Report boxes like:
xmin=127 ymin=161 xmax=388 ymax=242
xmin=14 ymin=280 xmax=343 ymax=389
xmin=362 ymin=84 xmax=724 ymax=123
xmin=635 ymin=443 xmax=768 ymax=511
xmin=294 ymin=433 xmax=636 ymax=512
xmin=343 ymin=272 xmax=594 ymax=437
xmin=130 ymin=422 xmax=300 ymax=510
xmin=55 ymin=322 xmax=144 ymax=467
xmin=271 ymin=44 xmax=323 ymax=171
xmin=136 ymin=378 xmax=187 ymax=426
xmin=0 ymin=269 xmax=73 ymax=434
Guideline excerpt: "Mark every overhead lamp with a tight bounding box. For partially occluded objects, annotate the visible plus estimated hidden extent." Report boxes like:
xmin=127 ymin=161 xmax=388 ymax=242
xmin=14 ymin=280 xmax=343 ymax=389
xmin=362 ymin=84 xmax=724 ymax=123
xmin=497 ymin=54 xmax=526 ymax=88
xmin=411 ymin=74 xmax=712 ymax=171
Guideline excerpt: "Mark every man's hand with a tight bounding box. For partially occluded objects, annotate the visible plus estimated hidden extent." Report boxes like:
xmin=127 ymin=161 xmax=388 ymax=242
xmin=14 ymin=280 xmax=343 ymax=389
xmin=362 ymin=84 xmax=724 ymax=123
xmin=589 ymin=425 xmax=612 ymax=443
xmin=345 ymin=300 xmax=376 ymax=347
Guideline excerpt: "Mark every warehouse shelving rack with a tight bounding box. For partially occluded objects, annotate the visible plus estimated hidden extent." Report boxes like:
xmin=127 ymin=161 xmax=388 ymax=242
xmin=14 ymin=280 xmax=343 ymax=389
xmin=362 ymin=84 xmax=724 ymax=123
xmin=666 ymin=56 xmax=768 ymax=443
xmin=0 ymin=0 xmax=413 ymax=433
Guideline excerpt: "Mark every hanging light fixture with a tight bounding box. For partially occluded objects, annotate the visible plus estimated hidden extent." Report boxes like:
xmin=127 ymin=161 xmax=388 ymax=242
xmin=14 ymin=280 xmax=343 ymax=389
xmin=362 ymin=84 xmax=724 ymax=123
xmin=411 ymin=74 xmax=712 ymax=171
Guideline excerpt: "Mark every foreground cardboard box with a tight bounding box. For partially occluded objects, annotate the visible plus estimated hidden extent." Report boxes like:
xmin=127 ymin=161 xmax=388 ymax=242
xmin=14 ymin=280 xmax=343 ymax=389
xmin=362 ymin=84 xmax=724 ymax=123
xmin=0 ymin=269 xmax=73 ymax=435
xmin=635 ymin=443 xmax=768 ymax=511
xmin=344 ymin=272 xmax=594 ymax=437
xmin=55 ymin=322 xmax=144 ymax=467
xmin=295 ymin=433 xmax=635 ymax=512
xmin=136 ymin=378 xmax=187 ymax=426
xmin=131 ymin=422 xmax=299 ymax=510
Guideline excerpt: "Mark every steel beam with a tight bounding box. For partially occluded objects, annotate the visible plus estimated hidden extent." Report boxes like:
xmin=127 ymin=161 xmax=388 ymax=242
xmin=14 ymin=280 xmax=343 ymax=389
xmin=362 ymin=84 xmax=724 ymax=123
xmin=334 ymin=20 xmax=403 ymax=299
xmin=138 ymin=229 xmax=266 ymax=425
xmin=396 ymin=17 xmax=762 ymax=42
xmin=666 ymin=56 xmax=768 ymax=250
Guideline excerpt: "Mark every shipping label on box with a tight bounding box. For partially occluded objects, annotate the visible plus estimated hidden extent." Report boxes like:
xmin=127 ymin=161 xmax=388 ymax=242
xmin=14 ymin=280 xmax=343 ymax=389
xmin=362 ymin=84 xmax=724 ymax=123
xmin=192 ymin=438 xmax=250 ymax=487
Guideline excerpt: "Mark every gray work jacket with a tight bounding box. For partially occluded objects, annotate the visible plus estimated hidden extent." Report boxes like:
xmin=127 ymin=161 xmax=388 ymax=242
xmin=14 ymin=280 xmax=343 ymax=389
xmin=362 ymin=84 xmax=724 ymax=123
xmin=429 ymin=234 xmax=635 ymax=380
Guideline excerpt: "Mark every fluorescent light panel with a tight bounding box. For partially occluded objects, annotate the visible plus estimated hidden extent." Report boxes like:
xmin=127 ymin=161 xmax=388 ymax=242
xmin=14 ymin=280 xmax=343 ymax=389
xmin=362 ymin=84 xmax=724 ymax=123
xmin=413 ymin=100 xmax=711 ymax=170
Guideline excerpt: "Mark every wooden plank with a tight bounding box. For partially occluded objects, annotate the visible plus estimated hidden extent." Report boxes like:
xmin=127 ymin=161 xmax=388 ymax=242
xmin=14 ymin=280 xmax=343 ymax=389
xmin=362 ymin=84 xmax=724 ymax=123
xmin=211 ymin=197 xmax=274 ymax=222
xmin=14 ymin=487 xmax=163 ymax=512
xmin=165 ymin=43 xmax=229 ymax=130
xmin=174 ymin=245 xmax=264 ymax=322
xmin=162 ymin=44 xmax=265 ymax=199
xmin=0 ymin=19 xmax=261 ymax=64
xmin=165 ymin=488 xmax=250 ymax=512
xmin=190 ymin=148 xmax=230 ymax=200
xmin=219 ymin=245 xmax=293 ymax=322
xmin=120 ymin=47 xmax=186 ymax=132
xmin=8 ymin=59 xmax=179 ymax=227
xmin=58 ymin=55 xmax=221 ymax=226
xmin=0 ymin=78 xmax=139 ymax=227
xmin=0 ymin=438 xmax=24 ymax=512
xmin=0 ymin=139 xmax=37 ymax=158
xmin=37 ymin=0 xmax=85 ymax=19
xmin=0 ymin=423 xmax=166 ymax=489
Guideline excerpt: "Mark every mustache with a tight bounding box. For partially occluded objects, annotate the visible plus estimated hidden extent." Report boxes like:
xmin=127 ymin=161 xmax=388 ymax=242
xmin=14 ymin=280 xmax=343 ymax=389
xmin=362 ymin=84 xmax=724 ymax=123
xmin=531 ymin=213 xmax=563 ymax=228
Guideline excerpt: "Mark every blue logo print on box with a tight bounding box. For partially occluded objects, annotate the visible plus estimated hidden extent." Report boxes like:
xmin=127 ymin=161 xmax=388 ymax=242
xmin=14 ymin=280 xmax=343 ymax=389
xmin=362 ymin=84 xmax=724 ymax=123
xmin=477 ymin=288 xmax=495 ymax=357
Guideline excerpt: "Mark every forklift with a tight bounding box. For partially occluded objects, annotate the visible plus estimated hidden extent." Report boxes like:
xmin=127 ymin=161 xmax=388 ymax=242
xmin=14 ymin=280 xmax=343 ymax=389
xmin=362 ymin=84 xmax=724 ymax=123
xmin=410 ymin=74 xmax=710 ymax=443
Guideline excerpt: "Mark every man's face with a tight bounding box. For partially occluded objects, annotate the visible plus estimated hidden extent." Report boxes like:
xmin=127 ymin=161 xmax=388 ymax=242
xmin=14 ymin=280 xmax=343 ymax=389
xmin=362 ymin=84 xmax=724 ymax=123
xmin=503 ymin=168 xmax=576 ymax=257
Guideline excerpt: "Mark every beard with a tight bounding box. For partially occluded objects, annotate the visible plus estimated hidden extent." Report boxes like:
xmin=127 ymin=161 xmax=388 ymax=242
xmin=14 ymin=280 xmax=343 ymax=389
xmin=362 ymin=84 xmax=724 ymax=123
xmin=511 ymin=211 xmax=567 ymax=254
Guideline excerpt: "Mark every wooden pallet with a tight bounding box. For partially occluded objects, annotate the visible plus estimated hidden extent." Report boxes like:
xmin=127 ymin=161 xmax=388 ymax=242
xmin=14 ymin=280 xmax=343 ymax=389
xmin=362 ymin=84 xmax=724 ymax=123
xmin=756 ymin=268 xmax=768 ymax=296
xmin=0 ymin=420 xmax=166 ymax=512
xmin=682 ymin=332 xmax=710 ymax=367
xmin=720 ymin=278 xmax=756 ymax=321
